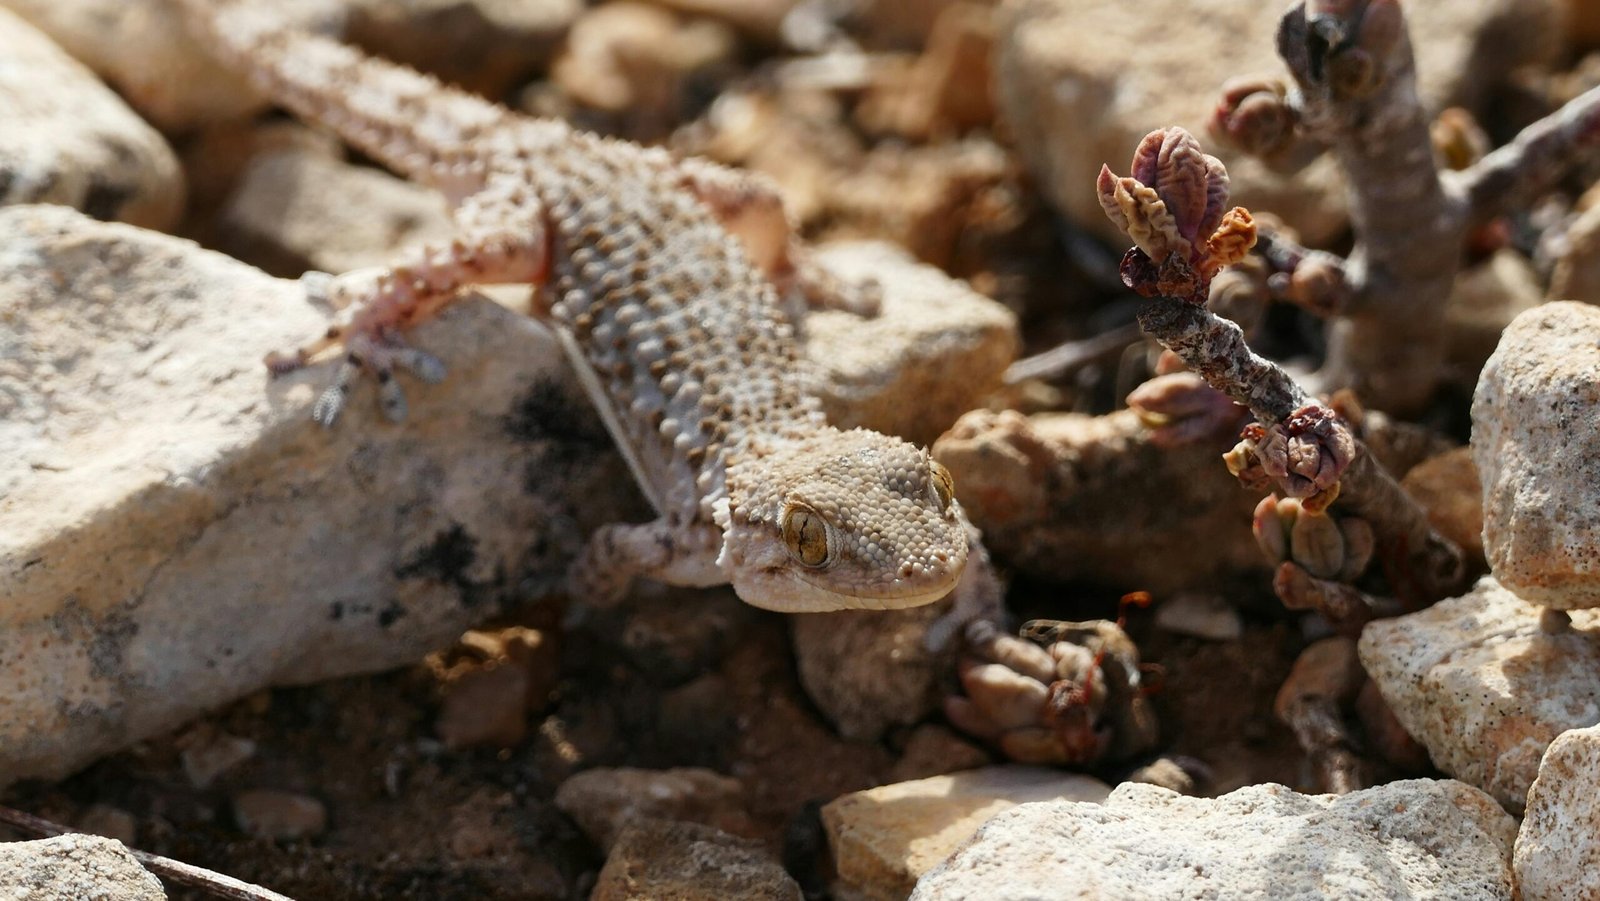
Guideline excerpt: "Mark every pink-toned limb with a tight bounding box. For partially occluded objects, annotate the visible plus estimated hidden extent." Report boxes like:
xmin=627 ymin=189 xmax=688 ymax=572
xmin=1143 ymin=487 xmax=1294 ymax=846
xmin=268 ymin=199 xmax=549 ymax=426
xmin=679 ymin=158 xmax=882 ymax=317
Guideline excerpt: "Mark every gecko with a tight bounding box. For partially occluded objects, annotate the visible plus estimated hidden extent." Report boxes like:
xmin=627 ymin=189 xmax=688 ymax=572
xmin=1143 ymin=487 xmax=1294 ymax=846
xmin=179 ymin=0 xmax=977 ymax=615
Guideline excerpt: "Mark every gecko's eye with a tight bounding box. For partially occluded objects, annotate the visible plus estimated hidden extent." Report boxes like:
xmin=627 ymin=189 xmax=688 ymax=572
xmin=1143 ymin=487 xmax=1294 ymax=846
xmin=781 ymin=504 xmax=832 ymax=568
xmin=930 ymin=461 xmax=955 ymax=512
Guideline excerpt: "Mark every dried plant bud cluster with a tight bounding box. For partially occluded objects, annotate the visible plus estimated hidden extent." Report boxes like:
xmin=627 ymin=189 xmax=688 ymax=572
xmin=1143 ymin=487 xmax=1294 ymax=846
xmin=1253 ymin=496 xmax=1374 ymax=582
xmin=1228 ymin=404 xmax=1354 ymax=511
xmin=1097 ymin=128 xmax=1257 ymax=304
xmin=946 ymin=619 xmax=1158 ymax=766
xmin=1212 ymin=78 xmax=1297 ymax=159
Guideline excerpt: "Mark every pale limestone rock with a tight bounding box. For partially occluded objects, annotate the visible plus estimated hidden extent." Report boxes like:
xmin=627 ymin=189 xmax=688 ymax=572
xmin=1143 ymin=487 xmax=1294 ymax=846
xmin=1358 ymin=577 xmax=1600 ymax=813
xmin=823 ymin=766 xmax=1110 ymax=901
xmin=0 ymin=834 xmax=165 ymax=900
xmin=808 ymin=241 xmax=1018 ymax=448
xmin=593 ymin=818 xmax=801 ymax=901
xmin=0 ymin=203 xmax=639 ymax=785
xmin=0 ymin=8 xmax=184 ymax=229
xmin=0 ymin=0 xmax=340 ymax=129
xmin=1514 ymin=724 xmax=1600 ymax=901
xmin=554 ymin=767 xmax=753 ymax=854
xmin=996 ymin=0 xmax=1561 ymax=246
xmin=912 ymin=780 xmax=1518 ymax=900
xmin=219 ymin=147 xmax=454 ymax=275
xmin=1474 ymin=301 xmax=1600 ymax=608
xmin=790 ymin=598 xmax=948 ymax=743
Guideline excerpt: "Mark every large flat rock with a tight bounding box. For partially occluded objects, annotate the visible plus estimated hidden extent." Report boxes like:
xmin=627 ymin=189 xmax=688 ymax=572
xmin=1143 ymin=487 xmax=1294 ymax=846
xmin=912 ymin=780 xmax=1517 ymax=900
xmin=0 ymin=203 xmax=640 ymax=784
xmin=1359 ymin=577 xmax=1600 ymax=814
xmin=823 ymin=766 xmax=1109 ymax=901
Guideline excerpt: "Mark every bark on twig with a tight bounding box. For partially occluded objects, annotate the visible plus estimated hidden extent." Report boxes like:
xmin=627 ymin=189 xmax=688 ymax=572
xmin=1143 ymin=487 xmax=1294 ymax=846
xmin=0 ymin=805 xmax=296 ymax=901
xmin=1214 ymin=2 xmax=1600 ymax=413
xmin=1137 ymin=297 xmax=1462 ymax=604
xmin=1454 ymin=84 xmax=1600 ymax=227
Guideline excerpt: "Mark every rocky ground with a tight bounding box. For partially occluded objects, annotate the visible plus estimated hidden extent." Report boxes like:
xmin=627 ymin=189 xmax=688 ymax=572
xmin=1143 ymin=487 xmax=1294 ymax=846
xmin=4 ymin=0 xmax=1600 ymax=899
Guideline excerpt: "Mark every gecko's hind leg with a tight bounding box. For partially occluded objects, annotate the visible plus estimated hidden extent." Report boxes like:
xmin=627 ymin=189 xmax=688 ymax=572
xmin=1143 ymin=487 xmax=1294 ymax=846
xmin=267 ymin=195 xmax=549 ymax=425
xmin=678 ymin=158 xmax=882 ymax=318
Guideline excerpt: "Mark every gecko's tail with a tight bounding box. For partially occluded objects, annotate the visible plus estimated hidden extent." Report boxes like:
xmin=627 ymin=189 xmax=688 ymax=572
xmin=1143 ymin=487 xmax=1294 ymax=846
xmin=176 ymin=0 xmax=510 ymax=188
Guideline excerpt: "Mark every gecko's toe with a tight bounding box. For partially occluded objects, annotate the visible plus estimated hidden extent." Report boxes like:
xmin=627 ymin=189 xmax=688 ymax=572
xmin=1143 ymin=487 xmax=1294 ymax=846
xmin=265 ymin=348 xmax=309 ymax=377
xmin=393 ymin=346 xmax=447 ymax=384
xmin=311 ymin=359 xmax=361 ymax=427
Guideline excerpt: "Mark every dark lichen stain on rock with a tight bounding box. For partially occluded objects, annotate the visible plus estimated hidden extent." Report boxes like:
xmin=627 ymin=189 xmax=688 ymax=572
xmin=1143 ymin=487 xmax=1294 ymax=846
xmin=395 ymin=523 xmax=479 ymax=586
xmin=377 ymin=601 xmax=406 ymax=628
xmin=504 ymin=378 xmax=610 ymax=447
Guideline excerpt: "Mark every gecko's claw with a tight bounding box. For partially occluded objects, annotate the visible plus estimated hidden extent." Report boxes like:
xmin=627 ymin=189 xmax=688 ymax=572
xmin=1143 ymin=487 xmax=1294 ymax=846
xmin=294 ymin=329 xmax=445 ymax=427
xmin=311 ymin=359 xmax=360 ymax=427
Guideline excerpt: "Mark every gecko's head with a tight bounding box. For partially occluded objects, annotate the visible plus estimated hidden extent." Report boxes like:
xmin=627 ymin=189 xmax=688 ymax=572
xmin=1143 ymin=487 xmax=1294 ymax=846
xmin=716 ymin=428 xmax=968 ymax=613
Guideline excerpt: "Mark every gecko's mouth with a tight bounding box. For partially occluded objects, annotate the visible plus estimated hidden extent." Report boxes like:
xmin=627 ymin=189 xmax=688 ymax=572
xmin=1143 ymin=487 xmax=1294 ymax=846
xmin=733 ymin=563 xmax=964 ymax=614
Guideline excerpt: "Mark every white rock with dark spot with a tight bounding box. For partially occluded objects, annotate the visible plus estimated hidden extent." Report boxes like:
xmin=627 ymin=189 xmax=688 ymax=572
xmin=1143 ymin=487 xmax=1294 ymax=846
xmin=913 ymin=779 xmax=1517 ymax=900
xmin=0 ymin=204 xmax=638 ymax=786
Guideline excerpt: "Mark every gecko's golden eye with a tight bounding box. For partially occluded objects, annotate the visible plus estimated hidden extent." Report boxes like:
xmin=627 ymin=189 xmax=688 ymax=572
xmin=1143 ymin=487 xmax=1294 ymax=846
xmin=781 ymin=504 xmax=832 ymax=568
xmin=930 ymin=461 xmax=955 ymax=512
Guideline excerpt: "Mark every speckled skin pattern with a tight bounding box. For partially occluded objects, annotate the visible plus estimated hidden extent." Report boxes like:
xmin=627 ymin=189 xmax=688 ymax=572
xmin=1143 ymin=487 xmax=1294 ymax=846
xmin=182 ymin=1 xmax=970 ymax=612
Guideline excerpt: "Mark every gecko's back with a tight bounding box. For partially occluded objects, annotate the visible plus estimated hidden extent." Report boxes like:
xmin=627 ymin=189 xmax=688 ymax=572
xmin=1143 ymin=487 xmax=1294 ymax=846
xmin=510 ymin=128 xmax=826 ymax=523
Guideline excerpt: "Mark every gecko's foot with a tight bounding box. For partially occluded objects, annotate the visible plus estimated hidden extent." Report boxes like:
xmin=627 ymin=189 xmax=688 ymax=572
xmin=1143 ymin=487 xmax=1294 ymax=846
xmin=265 ymin=327 xmax=446 ymax=427
xmin=315 ymin=333 xmax=446 ymax=427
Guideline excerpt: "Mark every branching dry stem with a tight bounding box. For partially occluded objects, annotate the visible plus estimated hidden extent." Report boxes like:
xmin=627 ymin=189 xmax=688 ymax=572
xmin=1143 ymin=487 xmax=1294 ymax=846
xmin=1213 ymin=1 xmax=1600 ymax=413
xmin=1137 ymin=292 xmax=1462 ymax=605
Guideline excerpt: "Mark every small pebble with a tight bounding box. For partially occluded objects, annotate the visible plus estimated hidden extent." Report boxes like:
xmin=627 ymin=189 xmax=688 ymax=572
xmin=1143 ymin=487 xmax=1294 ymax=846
xmin=232 ymin=790 xmax=328 ymax=841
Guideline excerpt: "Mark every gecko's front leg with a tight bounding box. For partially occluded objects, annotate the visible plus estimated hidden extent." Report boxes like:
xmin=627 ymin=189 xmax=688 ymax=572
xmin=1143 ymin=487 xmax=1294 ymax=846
xmin=567 ymin=518 xmax=727 ymax=607
xmin=268 ymin=193 xmax=550 ymax=425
